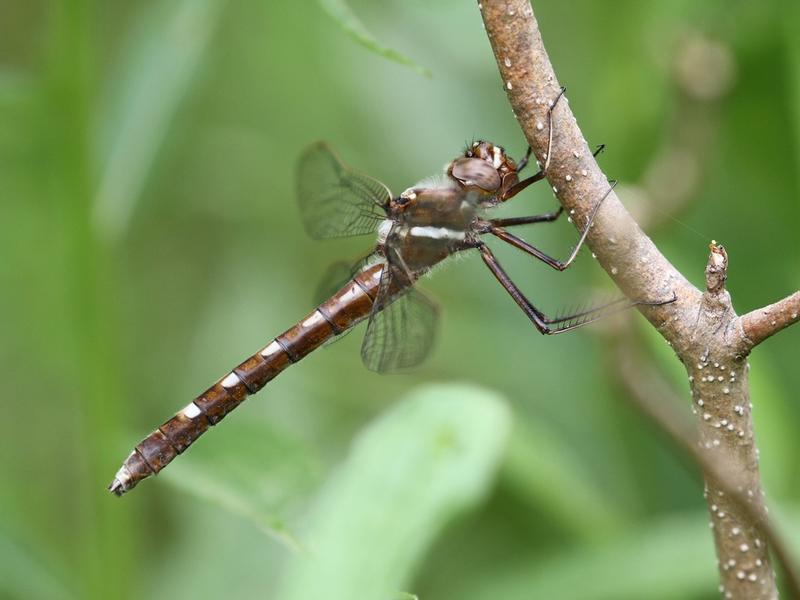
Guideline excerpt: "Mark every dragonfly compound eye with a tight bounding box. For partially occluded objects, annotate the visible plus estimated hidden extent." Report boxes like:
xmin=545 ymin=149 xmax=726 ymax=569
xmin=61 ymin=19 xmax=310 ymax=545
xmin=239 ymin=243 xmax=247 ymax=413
xmin=449 ymin=157 xmax=502 ymax=192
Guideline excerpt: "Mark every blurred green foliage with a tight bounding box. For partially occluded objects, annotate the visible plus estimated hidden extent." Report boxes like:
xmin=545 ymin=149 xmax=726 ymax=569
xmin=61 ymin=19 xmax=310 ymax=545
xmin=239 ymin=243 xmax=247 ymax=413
xmin=1 ymin=1 xmax=799 ymax=598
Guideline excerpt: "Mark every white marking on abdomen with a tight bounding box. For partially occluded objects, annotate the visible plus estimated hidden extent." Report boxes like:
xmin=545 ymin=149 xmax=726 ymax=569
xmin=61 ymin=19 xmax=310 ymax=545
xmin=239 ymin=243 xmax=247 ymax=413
xmin=339 ymin=285 xmax=360 ymax=302
xmin=372 ymin=267 xmax=385 ymax=282
xmin=409 ymin=226 xmax=466 ymax=241
xmin=260 ymin=341 xmax=281 ymax=359
xmin=302 ymin=311 xmax=325 ymax=329
xmin=113 ymin=462 xmax=133 ymax=485
xmin=181 ymin=402 xmax=202 ymax=419
xmin=220 ymin=372 xmax=241 ymax=389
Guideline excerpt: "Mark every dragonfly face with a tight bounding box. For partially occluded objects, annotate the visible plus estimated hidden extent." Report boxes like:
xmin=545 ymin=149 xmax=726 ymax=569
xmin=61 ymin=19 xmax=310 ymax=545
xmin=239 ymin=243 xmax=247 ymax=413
xmin=388 ymin=140 xmax=515 ymax=212
xmin=447 ymin=140 xmax=520 ymax=200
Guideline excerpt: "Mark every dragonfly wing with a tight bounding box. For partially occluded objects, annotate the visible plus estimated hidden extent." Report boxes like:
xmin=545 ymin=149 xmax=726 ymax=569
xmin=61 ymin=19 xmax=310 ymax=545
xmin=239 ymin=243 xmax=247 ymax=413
xmin=296 ymin=142 xmax=391 ymax=239
xmin=360 ymin=265 xmax=439 ymax=373
xmin=312 ymin=254 xmax=375 ymax=306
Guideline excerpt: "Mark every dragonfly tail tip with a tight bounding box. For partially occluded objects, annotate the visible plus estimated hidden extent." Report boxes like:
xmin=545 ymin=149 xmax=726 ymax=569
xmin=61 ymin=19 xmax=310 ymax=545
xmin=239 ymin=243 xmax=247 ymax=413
xmin=108 ymin=478 xmax=127 ymax=497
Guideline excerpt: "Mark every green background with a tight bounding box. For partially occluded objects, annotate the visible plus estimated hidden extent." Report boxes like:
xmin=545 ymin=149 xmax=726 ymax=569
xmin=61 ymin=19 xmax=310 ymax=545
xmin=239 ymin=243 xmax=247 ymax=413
xmin=2 ymin=1 xmax=799 ymax=598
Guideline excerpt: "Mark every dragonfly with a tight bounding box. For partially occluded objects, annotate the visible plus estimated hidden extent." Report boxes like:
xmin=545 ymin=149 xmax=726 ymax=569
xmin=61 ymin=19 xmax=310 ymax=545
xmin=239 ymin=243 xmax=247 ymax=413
xmin=109 ymin=94 xmax=667 ymax=496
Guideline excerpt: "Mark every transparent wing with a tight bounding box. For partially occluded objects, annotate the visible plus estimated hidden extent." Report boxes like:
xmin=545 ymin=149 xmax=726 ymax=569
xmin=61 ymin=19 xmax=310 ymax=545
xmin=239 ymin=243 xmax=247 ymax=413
xmin=313 ymin=261 xmax=354 ymax=306
xmin=312 ymin=254 xmax=375 ymax=306
xmin=296 ymin=142 xmax=390 ymax=239
xmin=360 ymin=264 xmax=439 ymax=373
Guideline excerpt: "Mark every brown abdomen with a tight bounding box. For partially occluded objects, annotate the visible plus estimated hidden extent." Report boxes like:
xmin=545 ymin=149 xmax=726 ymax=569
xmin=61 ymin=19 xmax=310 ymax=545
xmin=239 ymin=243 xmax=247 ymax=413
xmin=108 ymin=264 xmax=384 ymax=496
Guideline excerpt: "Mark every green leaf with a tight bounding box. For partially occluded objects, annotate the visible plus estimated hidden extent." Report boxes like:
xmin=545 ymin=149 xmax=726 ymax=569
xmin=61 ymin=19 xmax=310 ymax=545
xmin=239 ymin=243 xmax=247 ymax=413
xmin=451 ymin=512 xmax=718 ymax=600
xmin=748 ymin=355 xmax=798 ymax=499
xmin=279 ymin=383 xmax=511 ymax=600
xmin=451 ymin=507 xmax=800 ymax=600
xmin=783 ymin=0 xmax=800 ymax=186
xmin=160 ymin=419 xmax=322 ymax=549
xmin=502 ymin=418 xmax=624 ymax=539
xmin=0 ymin=532 xmax=74 ymax=600
xmin=318 ymin=0 xmax=431 ymax=77
xmin=93 ymin=0 xmax=226 ymax=240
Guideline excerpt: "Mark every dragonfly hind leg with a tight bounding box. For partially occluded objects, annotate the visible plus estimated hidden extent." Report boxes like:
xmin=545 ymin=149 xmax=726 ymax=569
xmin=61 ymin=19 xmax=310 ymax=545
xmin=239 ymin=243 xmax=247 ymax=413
xmin=478 ymin=244 xmax=675 ymax=334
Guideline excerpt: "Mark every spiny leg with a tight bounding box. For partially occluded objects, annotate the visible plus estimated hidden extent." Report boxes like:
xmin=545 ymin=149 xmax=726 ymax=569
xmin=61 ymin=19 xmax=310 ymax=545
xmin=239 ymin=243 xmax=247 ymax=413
xmin=490 ymin=208 xmax=563 ymax=228
xmin=479 ymin=244 xmax=583 ymax=335
xmin=478 ymin=244 xmax=674 ymax=335
xmin=543 ymin=292 xmax=675 ymax=325
xmin=478 ymin=244 xmax=549 ymax=334
xmin=517 ymin=140 xmax=604 ymax=175
xmin=487 ymin=181 xmax=616 ymax=272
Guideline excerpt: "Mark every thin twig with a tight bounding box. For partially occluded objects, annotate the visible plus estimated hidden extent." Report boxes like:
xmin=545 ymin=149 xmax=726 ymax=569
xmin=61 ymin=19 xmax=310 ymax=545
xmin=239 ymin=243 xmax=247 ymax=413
xmin=741 ymin=291 xmax=800 ymax=350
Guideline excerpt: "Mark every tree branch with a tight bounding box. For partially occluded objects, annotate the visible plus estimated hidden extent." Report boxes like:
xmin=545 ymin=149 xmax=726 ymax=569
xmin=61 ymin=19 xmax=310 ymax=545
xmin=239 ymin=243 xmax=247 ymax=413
xmin=740 ymin=291 xmax=800 ymax=350
xmin=609 ymin=324 xmax=800 ymax=599
xmin=479 ymin=2 xmax=798 ymax=597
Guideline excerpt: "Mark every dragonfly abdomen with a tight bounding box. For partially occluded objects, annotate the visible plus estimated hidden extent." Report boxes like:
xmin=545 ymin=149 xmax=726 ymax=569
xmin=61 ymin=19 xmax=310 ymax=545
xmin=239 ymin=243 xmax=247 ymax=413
xmin=108 ymin=264 xmax=384 ymax=496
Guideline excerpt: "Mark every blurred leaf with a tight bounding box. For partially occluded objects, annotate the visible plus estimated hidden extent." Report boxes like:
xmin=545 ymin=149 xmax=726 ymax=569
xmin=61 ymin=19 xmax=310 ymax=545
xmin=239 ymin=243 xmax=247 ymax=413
xmin=0 ymin=70 xmax=35 ymax=103
xmin=93 ymin=0 xmax=226 ymax=240
xmin=279 ymin=383 xmax=511 ymax=600
xmin=453 ymin=512 xmax=717 ymax=600
xmin=318 ymin=0 xmax=431 ymax=77
xmin=160 ymin=420 xmax=321 ymax=549
xmin=454 ymin=507 xmax=800 ymax=600
xmin=749 ymin=355 xmax=798 ymax=499
xmin=502 ymin=418 xmax=624 ymax=539
xmin=782 ymin=0 xmax=800 ymax=185
xmin=0 ymin=532 xmax=73 ymax=600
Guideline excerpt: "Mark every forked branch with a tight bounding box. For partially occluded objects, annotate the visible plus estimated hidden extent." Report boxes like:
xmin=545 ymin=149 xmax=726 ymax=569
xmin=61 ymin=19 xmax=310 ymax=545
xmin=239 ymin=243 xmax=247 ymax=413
xmin=478 ymin=2 xmax=799 ymax=598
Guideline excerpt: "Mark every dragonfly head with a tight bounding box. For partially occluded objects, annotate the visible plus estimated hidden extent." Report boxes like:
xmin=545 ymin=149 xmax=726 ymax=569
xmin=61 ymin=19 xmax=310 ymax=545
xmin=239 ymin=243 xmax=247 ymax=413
xmin=447 ymin=140 xmax=519 ymax=198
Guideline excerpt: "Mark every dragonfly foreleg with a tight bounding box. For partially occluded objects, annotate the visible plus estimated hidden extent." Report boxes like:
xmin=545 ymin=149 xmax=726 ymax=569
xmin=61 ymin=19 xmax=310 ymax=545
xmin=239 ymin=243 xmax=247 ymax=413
xmin=497 ymin=171 xmax=546 ymax=202
xmin=508 ymin=86 xmax=606 ymax=205
xmin=516 ymin=146 xmax=533 ymax=172
xmin=500 ymin=87 xmax=567 ymax=203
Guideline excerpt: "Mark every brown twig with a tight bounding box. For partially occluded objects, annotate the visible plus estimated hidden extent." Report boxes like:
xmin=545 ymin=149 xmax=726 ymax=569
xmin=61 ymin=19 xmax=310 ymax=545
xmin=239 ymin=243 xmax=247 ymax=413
xmin=741 ymin=292 xmax=800 ymax=350
xmin=478 ymin=2 xmax=800 ymax=597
